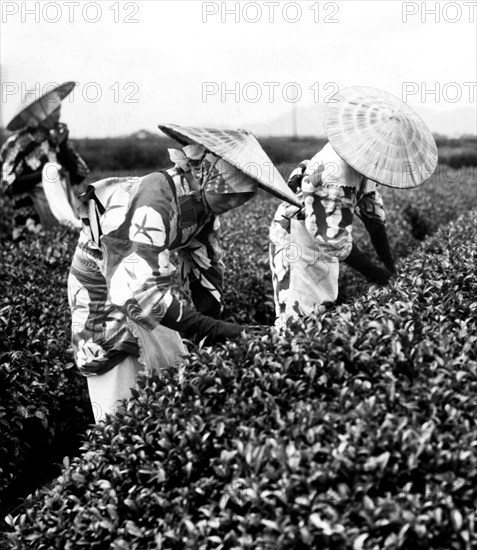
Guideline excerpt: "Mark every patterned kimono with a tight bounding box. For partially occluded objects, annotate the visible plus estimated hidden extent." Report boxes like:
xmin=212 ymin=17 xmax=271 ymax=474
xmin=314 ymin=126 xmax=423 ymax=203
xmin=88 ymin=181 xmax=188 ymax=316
xmin=68 ymin=164 xmax=224 ymax=377
xmin=0 ymin=127 xmax=89 ymax=228
xmin=270 ymin=142 xmax=386 ymax=325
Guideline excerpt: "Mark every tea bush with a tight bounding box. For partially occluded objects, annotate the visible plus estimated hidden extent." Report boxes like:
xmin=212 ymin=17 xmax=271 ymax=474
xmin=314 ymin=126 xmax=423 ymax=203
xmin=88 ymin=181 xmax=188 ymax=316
xmin=336 ymin=164 xmax=476 ymax=302
xmin=0 ymin=166 xmax=475 ymax=518
xmin=0 ymin=230 xmax=93 ymax=510
xmin=219 ymin=166 xmax=477 ymax=314
xmin=4 ymin=209 xmax=476 ymax=550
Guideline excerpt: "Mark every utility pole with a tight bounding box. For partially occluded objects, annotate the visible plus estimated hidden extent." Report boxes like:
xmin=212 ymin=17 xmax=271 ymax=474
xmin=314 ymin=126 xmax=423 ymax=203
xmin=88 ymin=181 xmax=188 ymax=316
xmin=292 ymin=104 xmax=297 ymax=138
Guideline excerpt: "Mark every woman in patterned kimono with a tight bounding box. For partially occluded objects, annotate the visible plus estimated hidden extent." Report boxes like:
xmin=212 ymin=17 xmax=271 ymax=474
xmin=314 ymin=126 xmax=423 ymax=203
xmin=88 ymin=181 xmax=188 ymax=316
xmin=270 ymin=143 xmax=396 ymax=326
xmin=270 ymin=86 xmax=438 ymax=327
xmin=0 ymin=82 xmax=88 ymax=236
xmin=68 ymin=124 xmax=296 ymax=422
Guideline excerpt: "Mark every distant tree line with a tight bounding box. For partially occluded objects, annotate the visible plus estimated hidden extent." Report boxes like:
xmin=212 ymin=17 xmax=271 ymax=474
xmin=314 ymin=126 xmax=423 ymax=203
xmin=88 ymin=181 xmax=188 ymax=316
xmin=69 ymin=134 xmax=477 ymax=172
xmin=0 ymin=128 xmax=475 ymax=171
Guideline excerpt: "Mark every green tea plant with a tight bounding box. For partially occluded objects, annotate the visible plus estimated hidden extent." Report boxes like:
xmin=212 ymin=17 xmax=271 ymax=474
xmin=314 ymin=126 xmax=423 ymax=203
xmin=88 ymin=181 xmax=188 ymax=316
xmin=0 ymin=166 xmax=475 ymax=514
xmin=4 ymin=209 xmax=476 ymax=550
xmin=0 ymin=230 xmax=93 ymax=512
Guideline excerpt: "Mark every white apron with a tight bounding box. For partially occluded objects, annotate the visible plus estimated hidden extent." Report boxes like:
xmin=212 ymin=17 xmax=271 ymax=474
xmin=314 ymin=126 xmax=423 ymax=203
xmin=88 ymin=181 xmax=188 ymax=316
xmin=41 ymin=162 xmax=81 ymax=228
xmin=282 ymin=219 xmax=339 ymax=323
xmin=87 ymin=323 xmax=186 ymax=423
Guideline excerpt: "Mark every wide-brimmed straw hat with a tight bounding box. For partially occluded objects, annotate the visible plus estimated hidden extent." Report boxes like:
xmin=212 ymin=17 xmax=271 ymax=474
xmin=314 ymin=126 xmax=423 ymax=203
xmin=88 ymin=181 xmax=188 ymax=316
xmin=7 ymin=81 xmax=76 ymax=132
xmin=324 ymin=86 xmax=438 ymax=188
xmin=158 ymin=123 xmax=302 ymax=206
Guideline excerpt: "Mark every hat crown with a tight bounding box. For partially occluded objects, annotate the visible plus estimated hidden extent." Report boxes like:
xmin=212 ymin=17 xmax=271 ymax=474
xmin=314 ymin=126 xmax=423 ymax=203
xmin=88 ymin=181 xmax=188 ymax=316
xmin=324 ymin=86 xmax=438 ymax=188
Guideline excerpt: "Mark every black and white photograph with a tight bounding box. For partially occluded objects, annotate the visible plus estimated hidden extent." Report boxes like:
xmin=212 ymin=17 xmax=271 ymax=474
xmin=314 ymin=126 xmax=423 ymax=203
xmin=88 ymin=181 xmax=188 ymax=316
xmin=0 ymin=1 xmax=476 ymax=548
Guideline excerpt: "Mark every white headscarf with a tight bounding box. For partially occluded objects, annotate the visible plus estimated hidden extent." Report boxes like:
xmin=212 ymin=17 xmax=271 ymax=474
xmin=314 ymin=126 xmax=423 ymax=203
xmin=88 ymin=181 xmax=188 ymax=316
xmin=169 ymin=146 xmax=257 ymax=215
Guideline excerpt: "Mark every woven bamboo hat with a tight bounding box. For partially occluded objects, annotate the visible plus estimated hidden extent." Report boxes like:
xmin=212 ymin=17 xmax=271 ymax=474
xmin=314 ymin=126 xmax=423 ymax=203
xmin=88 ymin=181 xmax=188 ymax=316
xmin=158 ymin=123 xmax=302 ymax=206
xmin=324 ymin=86 xmax=438 ymax=188
xmin=7 ymin=81 xmax=76 ymax=132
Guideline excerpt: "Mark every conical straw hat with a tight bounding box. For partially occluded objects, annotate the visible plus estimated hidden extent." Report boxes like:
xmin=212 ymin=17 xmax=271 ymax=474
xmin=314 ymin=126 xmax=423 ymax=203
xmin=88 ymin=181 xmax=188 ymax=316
xmin=324 ymin=86 xmax=438 ymax=188
xmin=7 ymin=81 xmax=76 ymax=132
xmin=158 ymin=123 xmax=302 ymax=207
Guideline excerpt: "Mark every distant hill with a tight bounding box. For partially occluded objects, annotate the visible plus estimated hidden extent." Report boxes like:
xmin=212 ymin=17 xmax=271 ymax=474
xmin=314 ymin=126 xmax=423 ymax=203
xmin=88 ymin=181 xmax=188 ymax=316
xmin=246 ymin=104 xmax=477 ymax=138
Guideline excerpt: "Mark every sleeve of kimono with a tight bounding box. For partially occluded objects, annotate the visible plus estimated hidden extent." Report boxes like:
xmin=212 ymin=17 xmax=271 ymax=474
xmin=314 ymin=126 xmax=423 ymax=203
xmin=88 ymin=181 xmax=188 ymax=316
xmin=356 ymin=185 xmax=396 ymax=273
xmin=269 ymin=201 xmax=295 ymax=319
xmin=1 ymin=135 xmax=20 ymax=190
xmin=270 ymin=202 xmax=292 ymax=245
xmin=1 ymin=132 xmax=48 ymax=192
xmin=0 ymin=141 xmax=6 ymax=187
xmin=176 ymin=216 xmax=224 ymax=319
xmin=103 ymin=174 xmax=241 ymax=342
xmin=356 ymin=185 xmax=386 ymax=225
xmin=302 ymin=152 xmax=358 ymax=261
xmin=10 ymin=171 xmax=43 ymax=194
xmin=344 ymin=243 xmax=393 ymax=284
xmin=57 ymin=141 xmax=90 ymax=184
xmin=270 ymin=160 xmax=307 ymax=243
xmin=287 ymin=160 xmax=309 ymax=193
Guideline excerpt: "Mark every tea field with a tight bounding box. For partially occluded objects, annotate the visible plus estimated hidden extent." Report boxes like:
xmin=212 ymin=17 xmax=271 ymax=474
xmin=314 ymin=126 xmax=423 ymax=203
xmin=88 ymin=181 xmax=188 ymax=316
xmin=0 ymin=149 xmax=476 ymax=549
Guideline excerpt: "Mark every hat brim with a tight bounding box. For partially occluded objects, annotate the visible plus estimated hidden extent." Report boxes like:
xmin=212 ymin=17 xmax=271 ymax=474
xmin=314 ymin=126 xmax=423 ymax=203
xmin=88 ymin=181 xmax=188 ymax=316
xmin=7 ymin=81 xmax=76 ymax=132
xmin=159 ymin=123 xmax=302 ymax=207
xmin=324 ymin=86 xmax=438 ymax=188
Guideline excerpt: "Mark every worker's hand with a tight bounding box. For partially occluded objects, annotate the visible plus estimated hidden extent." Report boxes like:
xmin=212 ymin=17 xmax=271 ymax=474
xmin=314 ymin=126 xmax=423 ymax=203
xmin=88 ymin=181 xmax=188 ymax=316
xmin=218 ymin=321 xmax=243 ymax=340
xmin=370 ymin=267 xmax=394 ymax=286
xmin=52 ymin=123 xmax=69 ymax=146
xmin=384 ymin=260 xmax=397 ymax=275
xmin=287 ymin=161 xmax=309 ymax=193
xmin=60 ymin=218 xmax=83 ymax=231
xmin=160 ymin=302 xmax=268 ymax=347
xmin=214 ymin=323 xmax=268 ymax=343
xmin=344 ymin=243 xmax=394 ymax=286
xmin=241 ymin=325 xmax=269 ymax=338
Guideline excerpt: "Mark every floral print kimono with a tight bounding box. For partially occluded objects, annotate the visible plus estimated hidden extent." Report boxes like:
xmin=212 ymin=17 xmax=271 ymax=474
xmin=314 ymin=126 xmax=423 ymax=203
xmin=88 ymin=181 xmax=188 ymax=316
xmin=0 ymin=127 xmax=88 ymax=229
xmin=68 ymin=158 xmax=224 ymax=378
xmin=270 ymin=142 xmax=386 ymax=326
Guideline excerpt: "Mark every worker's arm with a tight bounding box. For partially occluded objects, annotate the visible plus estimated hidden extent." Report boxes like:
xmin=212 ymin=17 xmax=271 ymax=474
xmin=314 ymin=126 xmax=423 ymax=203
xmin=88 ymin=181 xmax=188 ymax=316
xmin=356 ymin=187 xmax=396 ymax=274
xmin=177 ymin=216 xmax=224 ymax=320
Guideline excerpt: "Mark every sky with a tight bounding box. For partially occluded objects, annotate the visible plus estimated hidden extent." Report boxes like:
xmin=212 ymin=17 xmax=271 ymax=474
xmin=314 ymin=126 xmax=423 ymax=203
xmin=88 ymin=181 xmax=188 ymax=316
xmin=1 ymin=0 xmax=476 ymax=137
